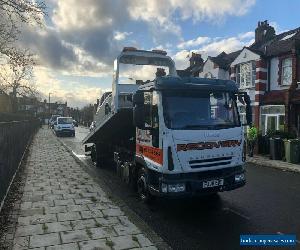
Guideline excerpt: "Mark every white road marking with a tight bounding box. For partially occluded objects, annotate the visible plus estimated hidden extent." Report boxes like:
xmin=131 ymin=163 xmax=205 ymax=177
xmin=223 ymin=207 xmax=250 ymax=220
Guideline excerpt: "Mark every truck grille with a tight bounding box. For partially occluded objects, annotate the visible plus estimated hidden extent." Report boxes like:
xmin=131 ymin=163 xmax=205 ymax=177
xmin=189 ymin=156 xmax=232 ymax=169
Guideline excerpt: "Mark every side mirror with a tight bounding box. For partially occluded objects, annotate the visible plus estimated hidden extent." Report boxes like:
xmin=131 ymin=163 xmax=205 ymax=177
xmin=133 ymin=105 xmax=145 ymax=129
xmin=237 ymin=92 xmax=252 ymax=126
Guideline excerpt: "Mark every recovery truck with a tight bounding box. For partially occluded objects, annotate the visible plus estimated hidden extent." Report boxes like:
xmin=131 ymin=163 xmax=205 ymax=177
xmin=83 ymin=47 xmax=252 ymax=201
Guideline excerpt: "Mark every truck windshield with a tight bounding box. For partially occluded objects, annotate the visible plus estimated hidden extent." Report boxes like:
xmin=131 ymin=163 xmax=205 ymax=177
xmin=163 ymin=91 xmax=240 ymax=130
xmin=58 ymin=118 xmax=73 ymax=124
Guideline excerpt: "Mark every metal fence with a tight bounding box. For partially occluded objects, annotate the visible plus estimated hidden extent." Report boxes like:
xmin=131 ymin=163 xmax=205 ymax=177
xmin=0 ymin=119 xmax=39 ymax=208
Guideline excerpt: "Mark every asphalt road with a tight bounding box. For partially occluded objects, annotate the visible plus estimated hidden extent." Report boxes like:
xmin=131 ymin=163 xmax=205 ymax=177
xmin=59 ymin=126 xmax=300 ymax=250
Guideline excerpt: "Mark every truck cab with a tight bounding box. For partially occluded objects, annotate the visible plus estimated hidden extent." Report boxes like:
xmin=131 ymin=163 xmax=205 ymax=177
xmin=133 ymin=77 xmax=251 ymax=198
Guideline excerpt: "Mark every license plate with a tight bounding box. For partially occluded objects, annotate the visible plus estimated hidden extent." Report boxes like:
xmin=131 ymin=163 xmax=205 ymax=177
xmin=202 ymin=179 xmax=224 ymax=188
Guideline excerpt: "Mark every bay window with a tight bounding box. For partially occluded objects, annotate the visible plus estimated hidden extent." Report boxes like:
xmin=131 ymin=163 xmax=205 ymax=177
xmin=281 ymin=58 xmax=292 ymax=85
xmin=260 ymin=105 xmax=285 ymax=135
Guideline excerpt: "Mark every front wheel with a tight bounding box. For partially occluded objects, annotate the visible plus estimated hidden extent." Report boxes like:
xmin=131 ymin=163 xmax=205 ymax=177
xmin=137 ymin=168 xmax=155 ymax=203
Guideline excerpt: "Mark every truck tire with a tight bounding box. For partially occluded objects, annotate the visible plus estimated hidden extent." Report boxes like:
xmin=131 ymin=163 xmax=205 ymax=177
xmin=137 ymin=167 xmax=154 ymax=203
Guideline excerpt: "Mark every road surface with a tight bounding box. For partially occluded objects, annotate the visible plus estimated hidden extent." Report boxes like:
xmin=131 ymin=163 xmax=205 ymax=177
xmin=59 ymin=126 xmax=300 ymax=250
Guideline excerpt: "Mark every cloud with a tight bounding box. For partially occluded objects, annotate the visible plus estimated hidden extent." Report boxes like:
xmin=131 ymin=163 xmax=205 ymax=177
xmin=114 ymin=31 xmax=133 ymax=41
xmin=173 ymin=31 xmax=255 ymax=69
xmin=199 ymin=37 xmax=249 ymax=55
xmin=177 ymin=36 xmax=211 ymax=49
xmin=19 ymin=27 xmax=76 ymax=69
xmin=172 ymin=50 xmax=190 ymax=69
xmin=34 ymin=66 xmax=103 ymax=107
xmin=238 ymin=31 xmax=255 ymax=40
xmin=195 ymin=32 xmax=254 ymax=56
xmin=128 ymin=0 xmax=256 ymax=35
xmin=15 ymin=0 xmax=257 ymax=107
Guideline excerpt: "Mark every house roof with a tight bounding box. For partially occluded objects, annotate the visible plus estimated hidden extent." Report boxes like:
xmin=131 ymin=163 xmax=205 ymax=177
xmin=209 ymin=50 xmax=241 ymax=70
xmin=249 ymin=27 xmax=300 ymax=57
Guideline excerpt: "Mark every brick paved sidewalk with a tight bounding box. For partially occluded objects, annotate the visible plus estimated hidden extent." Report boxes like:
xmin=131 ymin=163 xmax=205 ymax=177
xmin=8 ymin=128 xmax=158 ymax=250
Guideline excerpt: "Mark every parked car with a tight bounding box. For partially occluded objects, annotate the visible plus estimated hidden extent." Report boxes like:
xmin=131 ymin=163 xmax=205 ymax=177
xmin=54 ymin=117 xmax=75 ymax=137
xmin=49 ymin=115 xmax=61 ymax=129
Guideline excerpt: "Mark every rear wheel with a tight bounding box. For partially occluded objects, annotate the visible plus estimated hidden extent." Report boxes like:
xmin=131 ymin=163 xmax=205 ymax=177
xmin=137 ymin=168 xmax=154 ymax=203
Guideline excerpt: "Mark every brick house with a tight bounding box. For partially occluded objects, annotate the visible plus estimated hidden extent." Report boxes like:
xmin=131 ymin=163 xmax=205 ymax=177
xmin=230 ymin=21 xmax=300 ymax=135
xmin=185 ymin=21 xmax=300 ymax=136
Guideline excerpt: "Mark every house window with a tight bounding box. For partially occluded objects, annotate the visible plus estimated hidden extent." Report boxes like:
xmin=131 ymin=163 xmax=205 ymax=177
xmin=281 ymin=58 xmax=292 ymax=85
xmin=236 ymin=61 xmax=256 ymax=88
xmin=260 ymin=105 xmax=285 ymax=135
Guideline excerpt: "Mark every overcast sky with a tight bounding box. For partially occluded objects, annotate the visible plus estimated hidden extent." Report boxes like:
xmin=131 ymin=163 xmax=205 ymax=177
xmin=21 ymin=0 xmax=300 ymax=107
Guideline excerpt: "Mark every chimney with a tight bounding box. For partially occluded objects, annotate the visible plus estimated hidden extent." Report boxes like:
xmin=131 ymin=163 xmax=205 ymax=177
xmin=155 ymin=68 xmax=166 ymax=77
xmin=255 ymin=20 xmax=275 ymax=44
xmin=189 ymin=53 xmax=204 ymax=67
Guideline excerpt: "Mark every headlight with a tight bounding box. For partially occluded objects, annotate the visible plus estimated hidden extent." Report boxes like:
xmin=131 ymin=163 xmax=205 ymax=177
xmin=57 ymin=126 xmax=61 ymax=129
xmin=235 ymin=173 xmax=245 ymax=182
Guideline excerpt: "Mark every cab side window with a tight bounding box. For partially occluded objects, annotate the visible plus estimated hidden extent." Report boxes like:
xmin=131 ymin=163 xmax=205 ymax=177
xmin=151 ymin=92 xmax=159 ymax=148
xmin=152 ymin=92 xmax=159 ymax=129
xmin=143 ymin=91 xmax=159 ymax=147
xmin=144 ymin=92 xmax=152 ymax=128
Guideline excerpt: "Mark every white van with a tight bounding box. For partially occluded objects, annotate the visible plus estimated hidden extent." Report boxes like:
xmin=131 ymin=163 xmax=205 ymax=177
xmin=54 ymin=117 xmax=75 ymax=137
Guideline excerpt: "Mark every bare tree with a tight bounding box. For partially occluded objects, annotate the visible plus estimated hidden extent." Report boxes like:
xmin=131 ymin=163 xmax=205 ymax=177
xmin=0 ymin=49 xmax=39 ymax=110
xmin=0 ymin=0 xmax=46 ymax=110
xmin=0 ymin=0 xmax=46 ymax=54
xmin=0 ymin=49 xmax=37 ymax=95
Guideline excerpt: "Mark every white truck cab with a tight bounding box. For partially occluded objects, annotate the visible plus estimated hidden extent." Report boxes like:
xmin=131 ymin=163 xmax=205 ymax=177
xmin=133 ymin=77 xmax=251 ymax=198
xmin=54 ymin=117 xmax=75 ymax=137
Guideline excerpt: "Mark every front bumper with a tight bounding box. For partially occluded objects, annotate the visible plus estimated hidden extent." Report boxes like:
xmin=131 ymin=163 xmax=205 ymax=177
xmin=148 ymin=166 xmax=245 ymax=197
xmin=56 ymin=129 xmax=74 ymax=135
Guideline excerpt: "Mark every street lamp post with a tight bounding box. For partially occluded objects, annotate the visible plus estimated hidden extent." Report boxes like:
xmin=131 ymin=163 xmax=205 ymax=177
xmin=49 ymin=92 xmax=52 ymax=118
